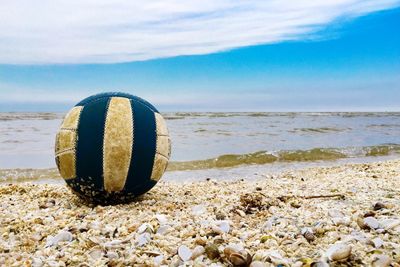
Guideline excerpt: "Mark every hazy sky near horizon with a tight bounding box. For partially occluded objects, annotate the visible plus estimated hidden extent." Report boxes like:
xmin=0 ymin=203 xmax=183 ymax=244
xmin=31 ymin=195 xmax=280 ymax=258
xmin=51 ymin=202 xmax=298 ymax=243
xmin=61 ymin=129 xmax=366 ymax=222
xmin=0 ymin=1 xmax=399 ymax=112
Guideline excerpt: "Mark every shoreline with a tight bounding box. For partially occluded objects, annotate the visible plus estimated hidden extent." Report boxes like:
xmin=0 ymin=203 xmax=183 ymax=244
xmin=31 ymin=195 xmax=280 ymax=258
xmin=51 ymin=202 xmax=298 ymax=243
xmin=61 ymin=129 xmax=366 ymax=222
xmin=1 ymin=154 xmax=399 ymax=185
xmin=1 ymin=159 xmax=399 ymax=266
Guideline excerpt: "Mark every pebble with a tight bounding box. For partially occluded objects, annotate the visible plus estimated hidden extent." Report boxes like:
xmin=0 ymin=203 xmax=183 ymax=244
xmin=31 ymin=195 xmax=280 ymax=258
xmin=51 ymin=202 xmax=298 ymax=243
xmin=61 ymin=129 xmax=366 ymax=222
xmin=253 ymin=250 xmax=288 ymax=265
xmin=157 ymin=225 xmax=172 ymax=235
xmin=332 ymin=216 xmax=351 ymax=226
xmin=363 ymin=216 xmax=380 ymax=229
xmin=39 ymin=199 xmax=55 ymax=209
xmin=191 ymin=245 xmax=205 ymax=260
xmin=260 ymin=235 xmax=274 ymax=243
xmin=170 ymin=255 xmax=183 ymax=267
xmin=194 ymin=237 xmax=207 ymax=246
xmin=215 ymin=211 xmax=226 ymax=220
xmin=349 ymin=231 xmax=368 ymax=243
xmin=45 ymin=230 xmax=73 ymax=247
xmin=372 ymin=254 xmax=391 ymax=267
xmin=89 ymin=220 xmax=101 ymax=230
xmin=155 ymin=214 xmax=168 ymax=224
xmin=229 ymin=253 xmax=251 ymax=266
xmin=212 ymin=220 xmax=230 ymax=234
xmin=205 ymin=244 xmax=220 ymax=259
xmin=211 ymin=225 xmax=225 ymax=235
xmin=329 ymin=209 xmax=351 ymax=226
xmin=364 ymin=210 xmax=376 ymax=217
xmin=136 ymin=233 xmax=151 ymax=246
xmin=301 ymin=227 xmax=315 ymax=242
xmin=104 ymin=239 xmax=123 ymax=249
xmin=106 ymin=251 xmax=118 ymax=260
xmin=88 ymin=248 xmax=103 ymax=260
xmin=224 ymin=246 xmax=252 ymax=266
xmin=373 ymin=202 xmax=387 ymax=211
xmin=326 ymin=243 xmax=352 ymax=261
xmin=249 ymin=261 xmax=267 ymax=267
xmin=328 ymin=209 xmax=344 ymax=218
xmin=137 ymin=223 xmax=154 ymax=234
xmin=31 ymin=257 xmax=43 ymax=267
xmin=262 ymin=219 xmax=274 ymax=232
xmin=218 ymin=220 xmax=230 ymax=233
xmin=311 ymin=261 xmax=330 ymax=267
xmin=234 ymin=209 xmax=245 ymax=217
xmin=192 ymin=205 xmax=206 ymax=216
xmin=154 ymin=255 xmax=164 ymax=266
xmin=46 ymin=260 xmax=62 ymax=267
xmin=379 ymin=218 xmax=400 ymax=230
xmin=178 ymin=245 xmax=192 ymax=262
xmin=371 ymin=237 xmax=384 ymax=248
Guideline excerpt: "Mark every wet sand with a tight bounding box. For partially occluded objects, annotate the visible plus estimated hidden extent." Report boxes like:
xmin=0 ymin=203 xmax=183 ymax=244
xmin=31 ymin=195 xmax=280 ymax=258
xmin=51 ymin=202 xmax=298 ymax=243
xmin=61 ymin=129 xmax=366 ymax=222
xmin=0 ymin=159 xmax=399 ymax=266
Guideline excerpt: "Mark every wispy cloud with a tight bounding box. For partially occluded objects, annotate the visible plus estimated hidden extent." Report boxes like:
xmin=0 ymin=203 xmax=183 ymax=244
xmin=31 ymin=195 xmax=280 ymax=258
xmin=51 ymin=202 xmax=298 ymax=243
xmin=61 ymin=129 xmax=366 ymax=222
xmin=0 ymin=0 xmax=399 ymax=64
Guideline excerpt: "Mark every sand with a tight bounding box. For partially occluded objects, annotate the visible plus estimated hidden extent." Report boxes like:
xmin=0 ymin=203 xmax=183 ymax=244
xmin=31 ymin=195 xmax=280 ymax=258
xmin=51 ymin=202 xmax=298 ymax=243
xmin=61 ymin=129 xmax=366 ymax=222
xmin=0 ymin=159 xmax=399 ymax=266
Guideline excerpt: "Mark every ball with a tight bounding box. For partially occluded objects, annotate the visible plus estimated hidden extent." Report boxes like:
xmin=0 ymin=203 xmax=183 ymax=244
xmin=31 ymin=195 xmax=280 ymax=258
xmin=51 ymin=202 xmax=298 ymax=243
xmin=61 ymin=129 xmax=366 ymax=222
xmin=55 ymin=92 xmax=171 ymax=204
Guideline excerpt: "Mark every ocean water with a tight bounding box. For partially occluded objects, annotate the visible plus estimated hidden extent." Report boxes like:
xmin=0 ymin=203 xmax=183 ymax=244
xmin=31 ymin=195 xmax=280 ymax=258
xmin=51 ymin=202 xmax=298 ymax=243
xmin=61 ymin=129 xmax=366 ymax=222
xmin=1 ymin=112 xmax=400 ymax=182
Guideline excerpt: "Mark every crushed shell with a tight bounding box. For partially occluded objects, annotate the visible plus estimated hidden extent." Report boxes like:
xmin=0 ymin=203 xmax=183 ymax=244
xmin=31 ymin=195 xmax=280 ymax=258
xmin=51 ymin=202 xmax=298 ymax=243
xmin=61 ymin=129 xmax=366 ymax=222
xmin=0 ymin=159 xmax=399 ymax=266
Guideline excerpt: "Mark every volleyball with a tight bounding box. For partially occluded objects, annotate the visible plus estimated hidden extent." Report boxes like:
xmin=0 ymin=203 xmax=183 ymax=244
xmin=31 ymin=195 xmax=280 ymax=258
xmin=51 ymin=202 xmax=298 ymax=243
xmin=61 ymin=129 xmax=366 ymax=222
xmin=55 ymin=92 xmax=171 ymax=204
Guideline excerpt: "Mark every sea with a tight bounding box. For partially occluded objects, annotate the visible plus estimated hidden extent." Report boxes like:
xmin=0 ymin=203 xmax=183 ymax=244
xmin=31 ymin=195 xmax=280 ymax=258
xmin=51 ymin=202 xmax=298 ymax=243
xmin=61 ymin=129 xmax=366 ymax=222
xmin=1 ymin=112 xmax=400 ymax=183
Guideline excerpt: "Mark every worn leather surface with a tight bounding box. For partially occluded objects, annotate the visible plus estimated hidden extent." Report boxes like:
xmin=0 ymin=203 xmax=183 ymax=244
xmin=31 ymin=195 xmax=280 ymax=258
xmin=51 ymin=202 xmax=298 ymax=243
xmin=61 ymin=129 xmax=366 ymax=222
xmin=103 ymin=97 xmax=133 ymax=192
xmin=151 ymin=114 xmax=170 ymax=181
xmin=55 ymin=106 xmax=83 ymax=179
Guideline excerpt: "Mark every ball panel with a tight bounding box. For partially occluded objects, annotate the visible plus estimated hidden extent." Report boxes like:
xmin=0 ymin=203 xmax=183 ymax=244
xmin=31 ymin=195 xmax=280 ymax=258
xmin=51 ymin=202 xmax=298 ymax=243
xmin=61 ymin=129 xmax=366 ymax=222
xmin=56 ymin=151 xmax=76 ymax=179
xmin=154 ymin=113 xmax=169 ymax=136
xmin=60 ymin=106 xmax=83 ymax=129
xmin=55 ymin=132 xmax=60 ymax=153
xmin=55 ymin=106 xmax=82 ymax=180
xmin=123 ymin=99 xmax=157 ymax=193
xmin=55 ymin=130 xmax=77 ymax=154
xmin=103 ymin=97 xmax=133 ymax=193
xmin=156 ymin=135 xmax=171 ymax=158
xmin=75 ymin=97 xmax=109 ymax=190
xmin=151 ymin=153 xmax=168 ymax=182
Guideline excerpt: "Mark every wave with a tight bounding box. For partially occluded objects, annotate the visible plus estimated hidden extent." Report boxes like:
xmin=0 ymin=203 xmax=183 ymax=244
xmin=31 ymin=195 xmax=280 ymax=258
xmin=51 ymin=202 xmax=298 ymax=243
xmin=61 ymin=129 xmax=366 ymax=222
xmin=167 ymin=144 xmax=400 ymax=171
xmin=364 ymin=144 xmax=400 ymax=156
xmin=366 ymin=124 xmax=400 ymax=128
xmin=1 ymin=144 xmax=399 ymax=183
xmin=0 ymin=168 xmax=60 ymax=183
xmin=0 ymin=112 xmax=63 ymax=121
xmin=290 ymin=127 xmax=348 ymax=134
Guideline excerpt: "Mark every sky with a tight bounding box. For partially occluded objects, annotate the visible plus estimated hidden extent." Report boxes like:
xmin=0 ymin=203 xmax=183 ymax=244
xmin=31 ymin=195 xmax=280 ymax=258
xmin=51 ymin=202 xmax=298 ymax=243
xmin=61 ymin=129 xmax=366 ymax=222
xmin=0 ymin=1 xmax=399 ymax=112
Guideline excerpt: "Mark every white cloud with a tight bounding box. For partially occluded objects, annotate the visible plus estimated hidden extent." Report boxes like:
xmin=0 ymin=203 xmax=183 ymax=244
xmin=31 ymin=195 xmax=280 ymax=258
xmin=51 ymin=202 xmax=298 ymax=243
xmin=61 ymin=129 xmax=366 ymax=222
xmin=0 ymin=0 xmax=399 ymax=64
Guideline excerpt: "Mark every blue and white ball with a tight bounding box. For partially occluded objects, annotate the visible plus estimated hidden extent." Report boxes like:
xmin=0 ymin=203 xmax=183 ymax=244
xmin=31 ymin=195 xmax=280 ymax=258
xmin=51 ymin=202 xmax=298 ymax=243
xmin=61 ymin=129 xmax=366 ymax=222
xmin=55 ymin=92 xmax=171 ymax=204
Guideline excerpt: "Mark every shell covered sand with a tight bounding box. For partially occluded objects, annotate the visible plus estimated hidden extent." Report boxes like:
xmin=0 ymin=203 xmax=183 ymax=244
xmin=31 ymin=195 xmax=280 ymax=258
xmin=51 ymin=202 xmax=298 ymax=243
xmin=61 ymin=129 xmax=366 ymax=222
xmin=0 ymin=160 xmax=399 ymax=266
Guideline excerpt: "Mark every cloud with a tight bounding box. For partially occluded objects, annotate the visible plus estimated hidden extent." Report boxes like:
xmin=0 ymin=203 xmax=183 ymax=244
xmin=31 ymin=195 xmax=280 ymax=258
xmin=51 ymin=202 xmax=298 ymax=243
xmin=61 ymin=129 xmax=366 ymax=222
xmin=0 ymin=0 xmax=399 ymax=64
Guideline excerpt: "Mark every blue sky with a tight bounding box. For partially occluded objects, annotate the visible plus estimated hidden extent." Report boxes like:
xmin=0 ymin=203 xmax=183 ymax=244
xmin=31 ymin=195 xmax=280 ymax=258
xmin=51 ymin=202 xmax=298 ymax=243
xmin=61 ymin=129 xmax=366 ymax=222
xmin=0 ymin=1 xmax=399 ymax=112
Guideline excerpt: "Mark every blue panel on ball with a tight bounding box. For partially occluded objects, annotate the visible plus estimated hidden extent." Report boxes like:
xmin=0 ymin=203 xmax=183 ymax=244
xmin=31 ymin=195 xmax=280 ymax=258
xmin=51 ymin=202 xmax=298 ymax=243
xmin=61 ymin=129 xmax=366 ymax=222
xmin=75 ymin=97 xmax=109 ymax=191
xmin=124 ymin=99 xmax=157 ymax=195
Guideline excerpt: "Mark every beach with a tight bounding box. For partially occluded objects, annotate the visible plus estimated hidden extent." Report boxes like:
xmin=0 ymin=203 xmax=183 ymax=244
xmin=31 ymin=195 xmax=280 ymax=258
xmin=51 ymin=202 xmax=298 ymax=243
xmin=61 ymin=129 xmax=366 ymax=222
xmin=1 ymin=159 xmax=399 ymax=266
xmin=1 ymin=1 xmax=399 ymax=265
